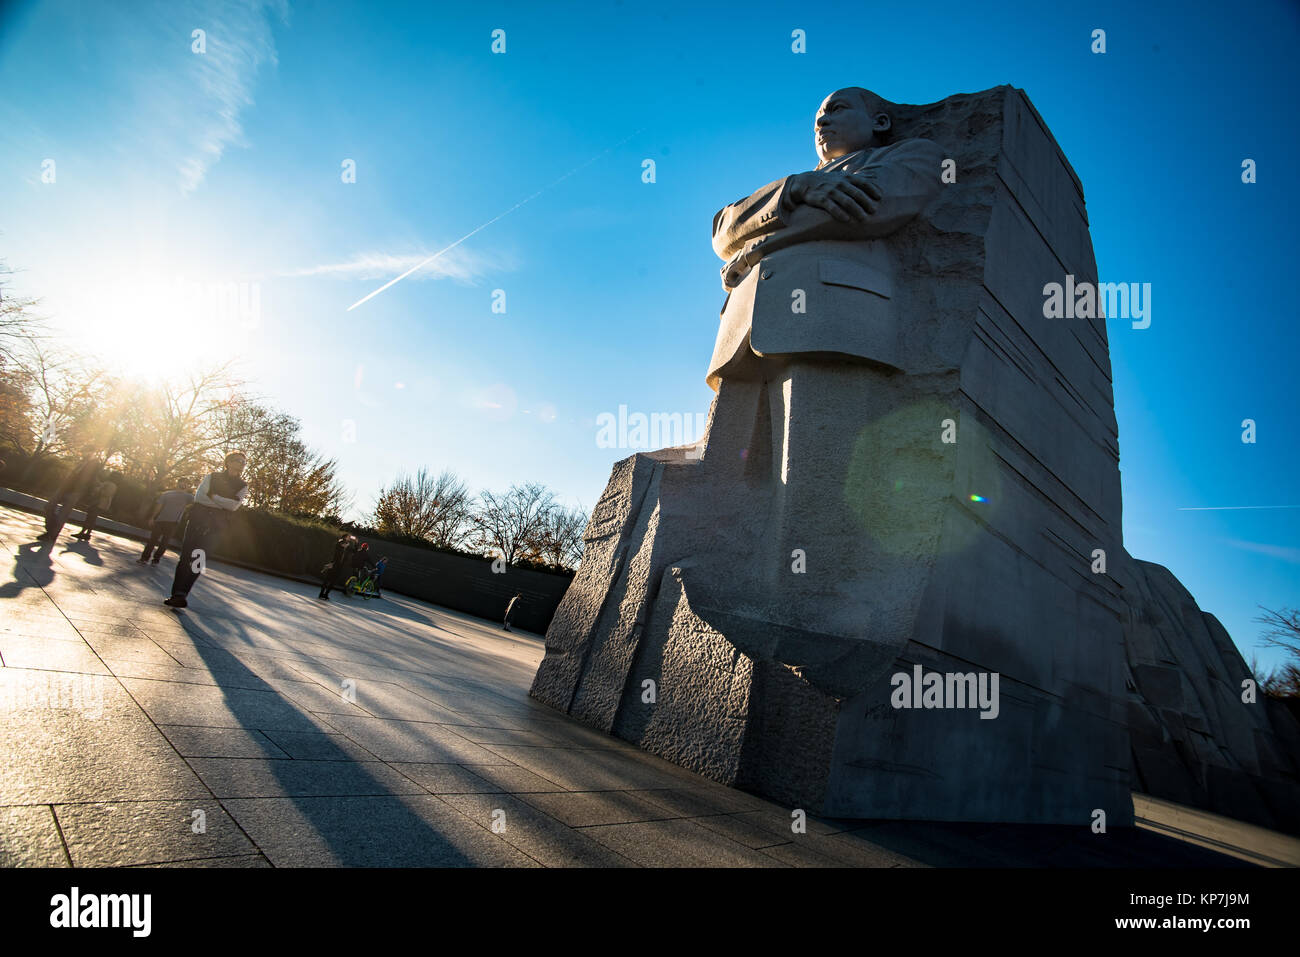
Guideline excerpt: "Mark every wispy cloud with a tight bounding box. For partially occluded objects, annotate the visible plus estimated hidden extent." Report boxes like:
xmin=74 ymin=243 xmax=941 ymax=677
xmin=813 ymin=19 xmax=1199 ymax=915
xmin=278 ymin=247 xmax=510 ymax=285
xmin=1223 ymin=540 xmax=1300 ymax=564
xmin=175 ymin=0 xmax=288 ymax=193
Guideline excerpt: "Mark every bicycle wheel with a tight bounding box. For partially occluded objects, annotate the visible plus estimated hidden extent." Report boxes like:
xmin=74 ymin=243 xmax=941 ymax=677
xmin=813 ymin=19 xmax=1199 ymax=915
xmin=343 ymin=576 xmax=359 ymax=596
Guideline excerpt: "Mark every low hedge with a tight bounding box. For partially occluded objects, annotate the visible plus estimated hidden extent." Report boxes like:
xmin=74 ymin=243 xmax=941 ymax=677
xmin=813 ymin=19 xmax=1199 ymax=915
xmin=0 ymin=448 xmax=575 ymax=580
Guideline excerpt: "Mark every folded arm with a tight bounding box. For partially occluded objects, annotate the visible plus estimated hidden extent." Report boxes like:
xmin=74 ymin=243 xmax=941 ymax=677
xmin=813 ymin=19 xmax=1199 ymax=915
xmin=194 ymin=475 xmax=247 ymax=511
xmin=828 ymin=137 xmax=945 ymax=236
xmin=711 ymin=176 xmax=798 ymax=262
xmin=716 ymin=138 xmax=944 ymax=287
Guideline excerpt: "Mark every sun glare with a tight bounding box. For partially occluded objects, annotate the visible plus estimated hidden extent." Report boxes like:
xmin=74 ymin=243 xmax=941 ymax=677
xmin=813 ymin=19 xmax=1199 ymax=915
xmin=57 ymin=267 xmax=252 ymax=384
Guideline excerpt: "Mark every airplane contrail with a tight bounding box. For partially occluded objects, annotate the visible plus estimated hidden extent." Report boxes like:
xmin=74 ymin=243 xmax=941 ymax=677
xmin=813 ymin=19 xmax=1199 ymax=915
xmin=1176 ymin=505 xmax=1300 ymax=511
xmin=347 ymin=127 xmax=646 ymax=312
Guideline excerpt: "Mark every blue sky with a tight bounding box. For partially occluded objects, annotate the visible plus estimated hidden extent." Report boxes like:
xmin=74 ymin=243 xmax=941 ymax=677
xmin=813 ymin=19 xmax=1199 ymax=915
xmin=1 ymin=0 xmax=1296 ymax=669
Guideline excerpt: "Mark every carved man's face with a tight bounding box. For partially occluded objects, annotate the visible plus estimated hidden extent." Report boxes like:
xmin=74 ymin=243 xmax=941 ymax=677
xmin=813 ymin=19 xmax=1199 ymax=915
xmin=815 ymin=89 xmax=890 ymax=163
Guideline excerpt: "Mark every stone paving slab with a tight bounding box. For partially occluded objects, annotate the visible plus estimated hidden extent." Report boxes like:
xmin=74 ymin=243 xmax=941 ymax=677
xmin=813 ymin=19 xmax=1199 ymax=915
xmin=515 ymin=789 xmax=685 ymax=828
xmin=138 ymin=853 xmax=272 ymax=868
xmin=0 ymin=805 xmax=69 ymax=866
xmin=257 ymin=728 xmax=382 ymax=762
xmin=449 ymin=763 xmax=569 ymax=794
xmin=118 ymin=677 xmax=327 ymax=732
xmin=477 ymin=743 xmax=708 ymax=792
xmin=102 ymin=657 xmax=291 ymax=691
xmin=221 ymin=795 xmax=540 ymax=867
xmin=317 ymin=714 xmax=515 ymax=765
xmin=633 ymin=786 xmax=777 ymax=818
xmin=387 ymin=762 xmax=513 ymax=794
xmin=187 ymin=757 xmax=428 ymax=799
xmin=0 ymin=504 xmax=1274 ymax=868
xmin=159 ymin=725 xmax=292 ymax=759
xmin=580 ymin=818 xmax=787 ymax=867
xmin=54 ymin=800 xmax=259 ymax=867
xmin=0 ymin=634 xmax=112 ymax=674
xmin=1 ymin=669 xmax=211 ymax=805
xmin=436 ymin=792 xmax=637 ymax=867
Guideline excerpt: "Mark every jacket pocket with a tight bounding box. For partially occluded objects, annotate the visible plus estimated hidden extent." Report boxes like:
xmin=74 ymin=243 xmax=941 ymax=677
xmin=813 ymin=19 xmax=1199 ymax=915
xmin=819 ymin=258 xmax=892 ymax=300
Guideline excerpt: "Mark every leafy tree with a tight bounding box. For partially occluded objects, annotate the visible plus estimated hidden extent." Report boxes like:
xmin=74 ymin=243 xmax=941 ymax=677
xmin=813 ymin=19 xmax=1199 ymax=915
xmin=210 ymin=400 xmax=347 ymax=518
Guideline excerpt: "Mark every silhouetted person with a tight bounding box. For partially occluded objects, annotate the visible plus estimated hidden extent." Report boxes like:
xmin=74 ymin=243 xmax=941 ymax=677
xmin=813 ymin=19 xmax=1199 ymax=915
xmin=164 ymin=452 xmax=248 ymax=609
xmin=318 ymin=534 xmax=356 ymax=600
xmin=347 ymin=541 xmax=371 ymax=589
xmin=73 ymin=477 xmax=117 ymax=541
xmin=138 ymin=480 xmax=195 ymax=565
xmin=503 ymin=592 xmax=523 ymax=632
xmin=37 ymin=453 xmax=101 ymax=542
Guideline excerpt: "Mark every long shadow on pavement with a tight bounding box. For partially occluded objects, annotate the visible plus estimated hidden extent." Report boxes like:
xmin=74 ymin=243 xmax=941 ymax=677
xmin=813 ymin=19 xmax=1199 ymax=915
xmin=161 ymin=609 xmax=511 ymax=867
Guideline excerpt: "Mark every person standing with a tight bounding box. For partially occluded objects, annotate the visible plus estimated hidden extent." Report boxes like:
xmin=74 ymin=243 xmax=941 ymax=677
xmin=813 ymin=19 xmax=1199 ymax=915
xmin=37 ymin=453 xmax=101 ymax=542
xmin=503 ymin=592 xmax=523 ymax=632
xmin=73 ymin=476 xmax=118 ymax=541
xmin=318 ymin=534 xmax=356 ymax=601
xmin=137 ymin=480 xmax=195 ymax=565
xmin=164 ymin=452 xmax=248 ymax=609
xmin=371 ymin=556 xmax=389 ymax=598
xmin=347 ymin=541 xmax=371 ymax=592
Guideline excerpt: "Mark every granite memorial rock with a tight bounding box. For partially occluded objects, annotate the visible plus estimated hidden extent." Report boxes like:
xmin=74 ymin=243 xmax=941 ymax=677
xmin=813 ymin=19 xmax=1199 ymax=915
xmin=531 ymin=85 xmax=1300 ymax=829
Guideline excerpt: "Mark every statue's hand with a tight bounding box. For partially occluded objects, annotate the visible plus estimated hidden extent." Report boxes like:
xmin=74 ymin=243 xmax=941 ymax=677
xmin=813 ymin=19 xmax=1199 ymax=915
xmin=789 ymin=170 xmax=883 ymax=223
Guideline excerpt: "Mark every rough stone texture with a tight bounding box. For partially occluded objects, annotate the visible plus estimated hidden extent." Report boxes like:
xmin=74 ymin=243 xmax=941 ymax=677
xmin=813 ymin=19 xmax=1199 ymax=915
xmin=529 ymin=85 xmax=1300 ymax=829
xmin=1119 ymin=558 xmax=1300 ymax=833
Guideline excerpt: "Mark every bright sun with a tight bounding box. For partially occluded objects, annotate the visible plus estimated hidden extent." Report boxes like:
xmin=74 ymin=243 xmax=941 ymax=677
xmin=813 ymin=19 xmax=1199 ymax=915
xmin=55 ymin=265 xmax=253 ymax=384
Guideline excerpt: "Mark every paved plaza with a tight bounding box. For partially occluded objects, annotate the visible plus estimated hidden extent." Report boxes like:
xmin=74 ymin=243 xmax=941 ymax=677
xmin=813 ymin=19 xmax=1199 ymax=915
xmin=0 ymin=504 xmax=1287 ymax=867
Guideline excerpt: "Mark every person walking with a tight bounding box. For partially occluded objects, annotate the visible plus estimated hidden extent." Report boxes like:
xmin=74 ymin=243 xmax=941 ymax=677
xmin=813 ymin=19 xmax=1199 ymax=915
xmin=73 ymin=476 xmax=118 ymax=541
xmin=503 ymin=592 xmax=523 ymax=632
xmin=37 ymin=452 xmax=101 ymax=542
xmin=164 ymin=452 xmax=248 ymax=609
xmin=318 ymin=534 xmax=356 ymax=600
xmin=137 ymin=480 xmax=195 ymax=565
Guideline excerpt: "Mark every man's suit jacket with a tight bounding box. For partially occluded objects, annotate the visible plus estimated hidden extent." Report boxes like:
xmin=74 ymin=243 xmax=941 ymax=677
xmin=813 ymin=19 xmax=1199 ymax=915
xmin=706 ymin=137 xmax=943 ymax=390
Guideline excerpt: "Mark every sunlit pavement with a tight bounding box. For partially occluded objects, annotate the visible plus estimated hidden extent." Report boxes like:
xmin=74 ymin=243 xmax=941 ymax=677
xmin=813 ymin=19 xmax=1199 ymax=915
xmin=0 ymin=504 xmax=1271 ymax=867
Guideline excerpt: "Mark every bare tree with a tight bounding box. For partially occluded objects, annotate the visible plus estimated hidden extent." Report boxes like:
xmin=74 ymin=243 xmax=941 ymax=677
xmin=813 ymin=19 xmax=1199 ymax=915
xmin=118 ymin=363 xmax=270 ymax=501
xmin=534 ymin=505 xmax=588 ymax=569
xmin=1 ymin=337 xmax=116 ymax=459
xmin=373 ymin=468 xmax=473 ymax=548
xmin=0 ymin=261 xmax=47 ymax=366
xmin=469 ymin=482 xmax=557 ymax=565
xmin=1255 ymin=606 xmax=1300 ymax=697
